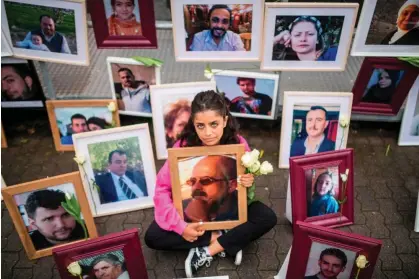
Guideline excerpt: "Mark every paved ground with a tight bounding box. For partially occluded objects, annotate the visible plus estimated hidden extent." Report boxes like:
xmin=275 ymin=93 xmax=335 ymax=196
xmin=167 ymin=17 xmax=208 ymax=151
xmin=1 ymin=110 xmax=419 ymax=279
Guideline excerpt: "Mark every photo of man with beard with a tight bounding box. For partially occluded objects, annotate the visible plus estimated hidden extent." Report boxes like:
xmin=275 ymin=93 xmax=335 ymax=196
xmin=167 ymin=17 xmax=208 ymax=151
xmin=181 ymin=155 xmax=238 ymax=222
xmin=187 ymin=4 xmax=247 ymax=51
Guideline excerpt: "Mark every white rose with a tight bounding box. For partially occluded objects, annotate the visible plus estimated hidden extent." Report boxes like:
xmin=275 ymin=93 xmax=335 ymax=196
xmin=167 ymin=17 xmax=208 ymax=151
xmin=67 ymin=261 xmax=82 ymax=276
xmin=65 ymin=192 xmax=71 ymax=200
xmin=339 ymin=117 xmax=349 ymax=128
xmin=73 ymin=155 xmax=85 ymax=165
xmin=259 ymin=161 xmax=273 ymax=175
xmin=241 ymin=152 xmax=257 ymax=168
xmin=250 ymin=149 xmax=260 ymax=161
xmin=248 ymin=160 xmax=261 ymax=173
xmin=340 ymin=173 xmax=348 ymax=183
xmin=107 ymin=102 xmax=116 ymax=112
xmin=356 ymin=255 xmax=368 ymax=269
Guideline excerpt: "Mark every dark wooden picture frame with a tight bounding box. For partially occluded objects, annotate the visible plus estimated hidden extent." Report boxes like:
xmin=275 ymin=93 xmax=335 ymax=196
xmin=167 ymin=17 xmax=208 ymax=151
xmin=352 ymin=57 xmax=419 ymax=115
xmin=289 ymin=149 xmax=354 ymax=229
xmin=53 ymin=228 xmax=148 ymax=279
xmin=287 ymin=221 xmax=382 ymax=279
xmin=87 ymin=0 xmax=158 ymax=48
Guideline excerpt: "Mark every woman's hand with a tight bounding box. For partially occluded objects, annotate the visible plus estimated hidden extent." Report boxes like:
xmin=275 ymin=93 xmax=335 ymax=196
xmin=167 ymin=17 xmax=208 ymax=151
xmin=273 ymin=30 xmax=291 ymax=47
xmin=238 ymin=174 xmax=255 ymax=188
xmin=182 ymin=223 xmax=205 ymax=242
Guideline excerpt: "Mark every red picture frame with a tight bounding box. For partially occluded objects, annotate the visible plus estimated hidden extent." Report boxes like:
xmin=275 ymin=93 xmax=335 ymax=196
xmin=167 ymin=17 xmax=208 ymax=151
xmin=53 ymin=228 xmax=148 ymax=279
xmin=87 ymin=0 xmax=157 ymax=48
xmin=289 ymin=149 xmax=354 ymax=229
xmin=287 ymin=221 xmax=382 ymax=279
xmin=352 ymin=57 xmax=419 ymax=115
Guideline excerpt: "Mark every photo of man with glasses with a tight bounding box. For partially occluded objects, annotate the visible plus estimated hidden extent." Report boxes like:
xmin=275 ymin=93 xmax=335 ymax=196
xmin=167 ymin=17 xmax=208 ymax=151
xmin=181 ymin=155 xmax=238 ymax=222
xmin=185 ymin=4 xmax=250 ymax=51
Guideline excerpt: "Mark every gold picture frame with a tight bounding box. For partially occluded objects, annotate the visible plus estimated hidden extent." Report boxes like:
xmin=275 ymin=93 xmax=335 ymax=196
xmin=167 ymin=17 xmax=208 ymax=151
xmin=1 ymin=172 xmax=98 ymax=260
xmin=168 ymin=144 xmax=247 ymax=230
xmin=46 ymin=100 xmax=120 ymax=152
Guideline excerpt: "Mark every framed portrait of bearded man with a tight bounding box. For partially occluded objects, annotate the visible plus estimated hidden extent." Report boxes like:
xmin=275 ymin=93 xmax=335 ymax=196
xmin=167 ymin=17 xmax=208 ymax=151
xmin=168 ymin=144 xmax=247 ymax=230
xmin=171 ymin=0 xmax=264 ymax=61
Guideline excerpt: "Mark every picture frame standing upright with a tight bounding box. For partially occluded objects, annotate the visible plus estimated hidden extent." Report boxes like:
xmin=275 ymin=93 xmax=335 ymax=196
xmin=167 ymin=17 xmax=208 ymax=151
xmin=261 ymin=2 xmax=358 ymax=71
xmin=351 ymin=0 xmax=419 ymax=57
xmin=87 ymin=0 xmax=158 ymax=48
xmin=1 ymin=0 xmax=89 ymax=65
xmin=171 ymin=0 xmax=264 ymax=62
xmin=398 ymin=77 xmax=419 ymax=146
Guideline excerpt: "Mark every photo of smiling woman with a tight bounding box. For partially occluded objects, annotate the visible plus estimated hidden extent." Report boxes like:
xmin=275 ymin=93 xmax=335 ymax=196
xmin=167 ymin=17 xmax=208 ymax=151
xmin=104 ymin=0 xmax=142 ymax=36
xmin=306 ymin=167 xmax=340 ymax=218
xmin=272 ymin=15 xmax=344 ymax=61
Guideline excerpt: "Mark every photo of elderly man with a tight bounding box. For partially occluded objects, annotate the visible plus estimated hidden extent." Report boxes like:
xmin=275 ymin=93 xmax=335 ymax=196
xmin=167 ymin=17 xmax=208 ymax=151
xmin=90 ymin=253 xmax=130 ymax=279
xmin=16 ymin=188 xmax=86 ymax=250
xmin=181 ymin=155 xmax=238 ymax=222
xmin=185 ymin=4 xmax=253 ymax=51
xmin=290 ymin=106 xmax=337 ymax=157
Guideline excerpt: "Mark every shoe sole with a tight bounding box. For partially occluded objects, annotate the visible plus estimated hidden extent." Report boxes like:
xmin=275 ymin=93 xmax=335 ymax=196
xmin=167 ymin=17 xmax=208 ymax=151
xmin=185 ymin=248 xmax=195 ymax=278
xmin=234 ymin=250 xmax=242 ymax=266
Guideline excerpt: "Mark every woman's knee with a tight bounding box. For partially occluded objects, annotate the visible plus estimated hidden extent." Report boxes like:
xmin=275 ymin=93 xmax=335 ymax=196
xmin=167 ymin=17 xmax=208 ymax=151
xmin=249 ymin=201 xmax=277 ymax=229
xmin=144 ymin=222 xmax=161 ymax=249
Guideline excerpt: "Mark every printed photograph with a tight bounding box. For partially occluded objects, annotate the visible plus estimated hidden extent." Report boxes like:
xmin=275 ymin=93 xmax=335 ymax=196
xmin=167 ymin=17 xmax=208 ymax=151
xmin=13 ymin=184 xmax=87 ymax=251
xmin=3 ymin=1 xmax=77 ymax=54
xmin=109 ymin=62 xmax=157 ymax=115
xmin=214 ymin=74 xmax=275 ymax=116
xmin=178 ymin=155 xmax=239 ymax=222
xmin=365 ymin=0 xmax=419 ymax=46
xmin=361 ymin=68 xmax=404 ymax=104
xmin=184 ymin=4 xmax=253 ymax=51
xmin=272 ymin=15 xmax=344 ymax=61
xmin=290 ymin=104 xmax=340 ymax=157
xmin=88 ymin=136 xmax=148 ymax=205
xmin=410 ymin=94 xmax=419 ymax=136
xmin=73 ymin=250 xmax=130 ymax=279
xmin=304 ymin=242 xmax=356 ymax=279
xmin=104 ymin=0 xmax=142 ymax=36
xmin=164 ymin=98 xmax=191 ymax=148
xmin=305 ymin=166 xmax=340 ymax=218
xmin=54 ymin=107 xmax=114 ymax=146
xmin=1 ymin=61 xmax=44 ymax=107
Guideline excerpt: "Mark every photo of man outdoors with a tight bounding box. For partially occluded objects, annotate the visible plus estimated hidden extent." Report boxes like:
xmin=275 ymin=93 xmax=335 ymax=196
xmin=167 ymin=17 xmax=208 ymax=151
xmin=19 ymin=189 xmax=86 ymax=250
xmin=184 ymin=4 xmax=253 ymax=51
xmin=1 ymin=62 xmax=44 ymax=105
xmin=116 ymin=68 xmax=151 ymax=113
xmin=228 ymin=77 xmax=273 ymax=115
xmin=181 ymin=155 xmax=239 ymax=222
xmin=305 ymin=248 xmax=348 ymax=279
xmin=290 ymin=106 xmax=337 ymax=157
xmin=61 ymin=114 xmax=88 ymax=145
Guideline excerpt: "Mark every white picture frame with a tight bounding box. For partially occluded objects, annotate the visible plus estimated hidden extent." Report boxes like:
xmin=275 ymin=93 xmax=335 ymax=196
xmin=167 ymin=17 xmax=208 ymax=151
xmin=106 ymin=57 xmax=161 ymax=117
xmin=351 ymin=0 xmax=419 ymax=57
xmin=150 ymin=81 xmax=217 ymax=160
xmin=279 ymin=91 xmax=353 ymax=168
xmin=170 ymin=0 xmax=264 ymax=62
xmin=73 ymin=124 xmax=157 ymax=217
xmin=1 ymin=0 xmax=89 ymax=65
xmin=211 ymin=70 xmax=279 ymax=120
xmin=398 ymin=77 xmax=419 ymax=146
xmin=1 ymin=27 xmax=13 ymax=57
xmin=261 ymin=3 xmax=358 ymax=72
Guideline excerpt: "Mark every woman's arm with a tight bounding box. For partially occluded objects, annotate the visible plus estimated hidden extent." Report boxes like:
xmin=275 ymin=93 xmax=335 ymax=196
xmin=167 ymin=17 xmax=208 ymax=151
xmin=153 ymin=160 xmax=188 ymax=235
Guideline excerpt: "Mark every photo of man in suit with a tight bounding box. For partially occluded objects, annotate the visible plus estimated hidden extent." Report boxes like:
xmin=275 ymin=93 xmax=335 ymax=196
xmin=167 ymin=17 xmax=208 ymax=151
xmin=290 ymin=106 xmax=335 ymax=157
xmin=182 ymin=155 xmax=238 ymax=222
xmin=95 ymin=149 xmax=147 ymax=204
xmin=305 ymin=248 xmax=348 ymax=279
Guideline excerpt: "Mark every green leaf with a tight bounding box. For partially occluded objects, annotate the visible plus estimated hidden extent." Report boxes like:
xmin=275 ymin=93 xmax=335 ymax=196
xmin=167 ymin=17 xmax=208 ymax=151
xmin=337 ymin=196 xmax=347 ymax=204
xmin=131 ymin=56 xmax=163 ymax=67
xmin=259 ymin=150 xmax=264 ymax=159
xmin=398 ymin=57 xmax=419 ymax=68
xmin=61 ymin=202 xmax=77 ymax=216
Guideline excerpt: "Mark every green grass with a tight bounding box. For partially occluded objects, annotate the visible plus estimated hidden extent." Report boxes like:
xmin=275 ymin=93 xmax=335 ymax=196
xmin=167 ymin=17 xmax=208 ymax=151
xmin=4 ymin=1 xmax=76 ymax=35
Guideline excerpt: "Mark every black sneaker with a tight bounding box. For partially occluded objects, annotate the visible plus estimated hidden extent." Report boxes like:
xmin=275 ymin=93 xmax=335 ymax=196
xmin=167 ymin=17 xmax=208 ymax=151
xmin=185 ymin=247 xmax=213 ymax=278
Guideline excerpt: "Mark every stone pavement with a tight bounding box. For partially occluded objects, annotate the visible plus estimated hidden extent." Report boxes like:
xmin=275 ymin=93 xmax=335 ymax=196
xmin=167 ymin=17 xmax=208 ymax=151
xmin=1 ymin=111 xmax=419 ymax=279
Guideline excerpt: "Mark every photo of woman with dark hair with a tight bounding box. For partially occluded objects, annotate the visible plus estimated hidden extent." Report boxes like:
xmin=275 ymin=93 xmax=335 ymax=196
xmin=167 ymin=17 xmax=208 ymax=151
xmin=362 ymin=68 xmax=403 ymax=104
xmin=272 ymin=16 xmax=343 ymax=61
xmin=308 ymin=171 xmax=339 ymax=217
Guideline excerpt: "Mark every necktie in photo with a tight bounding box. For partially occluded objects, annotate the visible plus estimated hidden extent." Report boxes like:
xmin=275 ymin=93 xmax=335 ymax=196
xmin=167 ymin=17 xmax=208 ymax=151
xmin=119 ymin=177 xmax=137 ymax=199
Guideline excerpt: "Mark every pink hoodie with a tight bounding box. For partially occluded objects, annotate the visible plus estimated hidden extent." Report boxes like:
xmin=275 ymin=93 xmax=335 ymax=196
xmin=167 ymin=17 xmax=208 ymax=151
xmin=153 ymin=136 xmax=251 ymax=235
